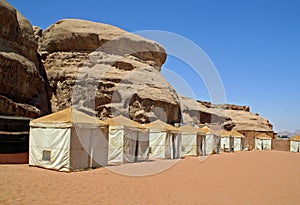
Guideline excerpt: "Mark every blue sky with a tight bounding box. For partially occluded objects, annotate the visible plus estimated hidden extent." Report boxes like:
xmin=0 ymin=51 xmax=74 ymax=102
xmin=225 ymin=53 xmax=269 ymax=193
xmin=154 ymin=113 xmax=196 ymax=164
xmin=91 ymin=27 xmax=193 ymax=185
xmin=7 ymin=0 xmax=300 ymax=132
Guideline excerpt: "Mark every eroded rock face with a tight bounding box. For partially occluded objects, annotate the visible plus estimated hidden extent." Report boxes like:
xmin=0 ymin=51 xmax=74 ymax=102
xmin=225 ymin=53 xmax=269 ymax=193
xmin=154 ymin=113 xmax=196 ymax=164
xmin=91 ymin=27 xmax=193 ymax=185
xmin=39 ymin=19 xmax=180 ymax=123
xmin=179 ymin=96 xmax=273 ymax=132
xmin=221 ymin=109 xmax=273 ymax=132
xmin=0 ymin=0 xmax=50 ymax=117
xmin=38 ymin=18 xmax=274 ymax=132
xmin=179 ymin=96 xmax=230 ymax=125
xmin=38 ymin=19 xmax=166 ymax=68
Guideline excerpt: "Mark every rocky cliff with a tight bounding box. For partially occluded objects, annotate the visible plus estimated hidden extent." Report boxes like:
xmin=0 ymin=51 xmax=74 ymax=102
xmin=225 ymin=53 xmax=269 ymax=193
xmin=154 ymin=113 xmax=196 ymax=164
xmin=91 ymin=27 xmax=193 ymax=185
xmin=38 ymin=19 xmax=180 ymax=123
xmin=0 ymin=0 xmax=50 ymax=117
xmin=0 ymin=0 xmax=274 ymax=134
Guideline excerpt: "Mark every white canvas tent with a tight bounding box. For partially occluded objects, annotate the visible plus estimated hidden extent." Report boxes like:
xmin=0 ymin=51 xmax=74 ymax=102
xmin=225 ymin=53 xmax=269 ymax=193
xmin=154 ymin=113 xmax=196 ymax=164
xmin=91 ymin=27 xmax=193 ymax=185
xmin=180 ymin=125 xmax=198 ymax=156
xmin=220 ymin=130 xmax=234 ymax=152
xmin=146 ymin=120 xmax=181 ymax=159
xmin=104 ymin=115 xmax=149 ymax=164
xmin=230 ymin=130 xmax=245 ymax=151
xmin=198 ymin=126 xmax=221 ymax=156
xmin=255 ymin=133 xmax=272 ymax=150
xmin=290 ymin=136 xmax=300 ymax=152
xmin=29 ymin=108 xmax=109 ymax=172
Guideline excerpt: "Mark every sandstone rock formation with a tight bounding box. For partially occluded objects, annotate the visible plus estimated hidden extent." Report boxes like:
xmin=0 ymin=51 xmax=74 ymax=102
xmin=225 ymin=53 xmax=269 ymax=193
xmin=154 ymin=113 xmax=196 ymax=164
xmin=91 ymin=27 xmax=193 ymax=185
xmin=179 ymin=95 xmax=272 ymax=132
xmin=0 ymin=0 xmax=274 ymax=135
xmin=38 ymin=19 xmax=179 ymax=123
xmin=37 ymin=18 xmax=274 ymax=132
xmin=179 ymin=96 xmax=232 ymax=127
xmin=0 ymin=0 xmax=50 ymax=117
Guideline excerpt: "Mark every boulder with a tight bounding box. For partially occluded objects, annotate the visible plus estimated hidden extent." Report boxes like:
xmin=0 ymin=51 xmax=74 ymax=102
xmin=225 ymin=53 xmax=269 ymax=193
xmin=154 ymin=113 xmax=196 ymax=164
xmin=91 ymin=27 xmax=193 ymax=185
xmin=39 ymin=19 xmax=166 ymax=68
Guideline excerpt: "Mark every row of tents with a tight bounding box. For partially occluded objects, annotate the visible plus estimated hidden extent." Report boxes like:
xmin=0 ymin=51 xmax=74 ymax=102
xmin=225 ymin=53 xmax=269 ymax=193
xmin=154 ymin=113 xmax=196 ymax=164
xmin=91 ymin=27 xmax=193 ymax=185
xmin=28 ymin=108 xmax=276 ymax=172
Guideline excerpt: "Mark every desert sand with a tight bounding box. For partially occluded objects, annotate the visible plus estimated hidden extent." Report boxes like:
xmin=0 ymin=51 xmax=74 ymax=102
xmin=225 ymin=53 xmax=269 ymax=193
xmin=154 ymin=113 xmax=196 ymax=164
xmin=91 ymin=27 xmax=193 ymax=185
xmin=1 ymin=150 xmax=299 ymax=205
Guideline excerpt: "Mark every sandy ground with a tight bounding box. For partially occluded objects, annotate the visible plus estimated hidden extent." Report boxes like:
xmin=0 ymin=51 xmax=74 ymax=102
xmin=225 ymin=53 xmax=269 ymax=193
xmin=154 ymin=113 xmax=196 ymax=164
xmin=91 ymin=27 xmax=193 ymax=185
xmin=1 ymin=150 xmax=300 ymax=205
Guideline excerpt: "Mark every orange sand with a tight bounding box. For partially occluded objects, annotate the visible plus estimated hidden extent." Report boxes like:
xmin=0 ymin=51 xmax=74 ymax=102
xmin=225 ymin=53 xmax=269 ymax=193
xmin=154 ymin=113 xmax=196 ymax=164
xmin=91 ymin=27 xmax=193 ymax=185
xmin=1 ymin=150 xmax=300 ymax=205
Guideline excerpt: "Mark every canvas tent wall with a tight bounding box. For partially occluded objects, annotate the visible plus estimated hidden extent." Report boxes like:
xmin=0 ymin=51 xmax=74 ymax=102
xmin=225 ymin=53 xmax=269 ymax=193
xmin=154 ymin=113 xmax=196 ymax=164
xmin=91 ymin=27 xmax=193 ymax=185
xmin=104 ymin=115 xmax=149 ymax=164
xmin=180 ymin=125 xmax=199 ymax=156
xmin=198 ymin=126 xmax=221 ymax=156
xmin=290 ymin=136 xmax=300 ymax=152
xmin=146 ymin=120 xmax=181 ymax=159
xmin=255 ymin=133 xmax=272 ymax=150
xmin=29 ymin=108 xmax=109 ymax=172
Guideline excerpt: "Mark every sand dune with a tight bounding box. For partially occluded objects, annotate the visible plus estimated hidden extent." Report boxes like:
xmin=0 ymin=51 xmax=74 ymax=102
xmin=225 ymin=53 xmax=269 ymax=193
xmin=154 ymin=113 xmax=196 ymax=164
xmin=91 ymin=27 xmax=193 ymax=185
xmin=1 ymin=150 xmax=300 ymax=205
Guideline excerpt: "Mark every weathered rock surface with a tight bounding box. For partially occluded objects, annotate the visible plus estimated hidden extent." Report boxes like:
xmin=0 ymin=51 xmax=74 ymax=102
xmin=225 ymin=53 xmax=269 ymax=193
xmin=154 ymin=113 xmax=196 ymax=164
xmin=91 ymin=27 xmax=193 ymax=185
xmin=198 ymin=101 xmax=250 ymax=112
xmin=180 ymin=95 xmax=273 ymax=132
xmin=221 ymin=109 xmax=273 ymax=132
xmin=0 ymin=0 xmax=50 ymax=117
xmin=206 ymin=103 xmax=273 ymax=132
xmin=179 ymin=96 xmax=230 ymax=125
xmin=38 ymin=18 xmax=274 ymax=131
xmin=38 ymin=19 xmax=166 ymax=68
xmin=39 ymin=19 xmax=179 ymax=123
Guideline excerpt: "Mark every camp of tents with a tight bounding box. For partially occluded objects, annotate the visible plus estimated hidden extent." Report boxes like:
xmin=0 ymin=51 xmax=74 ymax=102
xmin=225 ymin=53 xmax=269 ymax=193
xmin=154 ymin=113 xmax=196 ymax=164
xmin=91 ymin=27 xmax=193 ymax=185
xmin=28 ymin=108 xmax=282 ymax=172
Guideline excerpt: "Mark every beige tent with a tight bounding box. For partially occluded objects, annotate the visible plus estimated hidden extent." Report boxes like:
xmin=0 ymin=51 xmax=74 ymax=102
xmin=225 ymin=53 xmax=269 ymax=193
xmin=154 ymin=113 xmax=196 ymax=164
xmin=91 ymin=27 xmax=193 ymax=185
xmin=29 ymin=108 xmax=108 ymax=172
xmin=198 ymin=126 xmax=221 ymax=155
xmin=220 ymin=130 xmax=234 ymax=152
xmin=146 ymin=120 xmax=181 ymax=159
xmin=180 ymin=125 xmax=199 ymax=156
xmin=104 ymin=115 xmax=149 ymax=164
xmin=230 ymin=130 xmax=245 ymax=151
xmin=290 ymin=136 xmax=300 ymax=152
xmin=255 ymin=133 xmax=272 ymax=150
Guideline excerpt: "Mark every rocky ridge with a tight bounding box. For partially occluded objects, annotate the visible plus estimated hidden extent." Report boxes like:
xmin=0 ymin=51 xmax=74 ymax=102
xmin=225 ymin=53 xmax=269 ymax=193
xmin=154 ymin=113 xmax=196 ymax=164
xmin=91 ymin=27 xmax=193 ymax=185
xmin=0 ymin=0 xmax=50 ymax=117
xmin=0 ymin=0 xmax=273 ymax=133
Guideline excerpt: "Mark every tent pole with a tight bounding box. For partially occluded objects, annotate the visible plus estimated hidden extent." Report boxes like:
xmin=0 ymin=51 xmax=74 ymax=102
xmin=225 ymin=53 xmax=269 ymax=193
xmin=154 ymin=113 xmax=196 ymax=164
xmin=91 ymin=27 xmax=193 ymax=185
xmin=90 ymin=135 xmax=93 ymax=168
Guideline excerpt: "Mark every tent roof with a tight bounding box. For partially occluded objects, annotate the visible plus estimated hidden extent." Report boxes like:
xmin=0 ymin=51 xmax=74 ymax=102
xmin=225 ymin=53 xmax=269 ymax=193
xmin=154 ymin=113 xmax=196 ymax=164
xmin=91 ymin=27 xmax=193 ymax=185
xmin=221 ymin=130 xmax=231 ymax=137
xmin=256 ymin=133 xmax=272 ymax=139
xmin=198 ymin=126 xmax=210 ymax=135
xmin=103 ymin=115 xmax=146 ymax=129
xmin=290 ymin=135 xmax=300 ymax=141
xmin=198 ymin=126 xmax=219 ymax=135
xmin=30 ymin=108 xmax=107 ymax=128
xmin=220 ymin=130 xmax=244 ymax=138
xmin=180 ymin=125 xmax=198 ymax=134
xmin=145 ymin=120 xmax=179 ymax=132
xmin=229 ymin=130 xmax=245 ymax=138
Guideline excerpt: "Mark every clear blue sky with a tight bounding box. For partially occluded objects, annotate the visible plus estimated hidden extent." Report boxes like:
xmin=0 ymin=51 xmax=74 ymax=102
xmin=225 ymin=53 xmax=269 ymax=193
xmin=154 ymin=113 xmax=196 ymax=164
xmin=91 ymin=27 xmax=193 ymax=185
xmin=7 ymin=0 xmax=300 ymax=132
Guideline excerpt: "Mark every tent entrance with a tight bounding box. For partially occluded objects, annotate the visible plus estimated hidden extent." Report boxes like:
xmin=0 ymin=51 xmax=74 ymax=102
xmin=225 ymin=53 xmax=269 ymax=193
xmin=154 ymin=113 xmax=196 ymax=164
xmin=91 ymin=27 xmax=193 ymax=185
xmin=169 ymin=133 xmax=180 ymax=159
xmin=229 ymin=137 xmax=234 ymax=152
xmin=124 ymin=129 xmax=149 ymax=163
xmin=198 ymin=135 xmax=206 ymax=156
xmin=290 ymin=141 xmax=300 ymax=152
xmin=171 ymin=134 xmax=176 ymax=159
